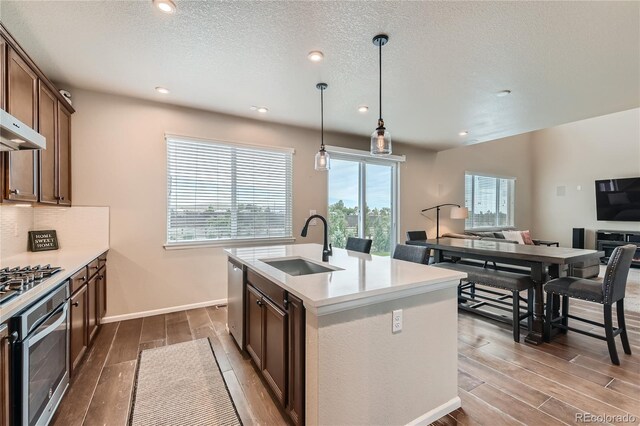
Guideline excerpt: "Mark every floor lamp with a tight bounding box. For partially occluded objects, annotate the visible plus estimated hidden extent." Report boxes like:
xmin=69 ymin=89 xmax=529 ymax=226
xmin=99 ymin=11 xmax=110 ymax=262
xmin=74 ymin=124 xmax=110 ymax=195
xmin=421 ymin=204 xmax=469 ymax=239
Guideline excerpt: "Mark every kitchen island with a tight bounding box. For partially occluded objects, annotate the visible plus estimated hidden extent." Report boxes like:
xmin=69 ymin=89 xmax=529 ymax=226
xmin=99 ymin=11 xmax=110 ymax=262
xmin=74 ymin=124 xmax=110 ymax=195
xmin=225 ymin=243 xmax=465 ymax=425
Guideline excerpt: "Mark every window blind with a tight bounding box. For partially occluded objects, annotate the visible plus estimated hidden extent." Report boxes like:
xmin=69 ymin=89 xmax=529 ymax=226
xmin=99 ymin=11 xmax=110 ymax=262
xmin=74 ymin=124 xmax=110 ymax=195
xmin=167 ymin=136 xmax=293 ymax=245
xmin=464 ymin=173 xmax=515 ymax=229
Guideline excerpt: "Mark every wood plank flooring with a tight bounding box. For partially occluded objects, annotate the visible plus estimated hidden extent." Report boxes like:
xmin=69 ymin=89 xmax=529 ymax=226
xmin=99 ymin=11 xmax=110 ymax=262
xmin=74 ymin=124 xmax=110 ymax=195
xmin=51 ymin=306 xmax=289 ymax=426
xmin=52 ymin=296 xmax=640 ymax=426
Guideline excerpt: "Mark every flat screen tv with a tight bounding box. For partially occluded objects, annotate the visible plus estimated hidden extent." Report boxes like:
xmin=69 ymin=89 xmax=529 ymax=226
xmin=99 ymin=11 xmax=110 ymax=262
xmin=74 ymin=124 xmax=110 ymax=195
xmin=595 ymin=177 xmax=640 ymax=221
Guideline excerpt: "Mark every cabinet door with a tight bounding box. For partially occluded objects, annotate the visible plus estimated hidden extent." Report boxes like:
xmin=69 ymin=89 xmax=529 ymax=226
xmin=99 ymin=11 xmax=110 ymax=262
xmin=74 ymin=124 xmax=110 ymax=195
xmin=57 ymin=102 xmax=71 ymax=205
xmin=97 ymin=267 xmax=107 ymax=323
xmin=0 ymin=36 xmax=6 ymax=110
xmin=87 ymin=275 xmax=98 ymax=344
xmin=262 ymin=297 xmax=287 ymax=405
xmin=287 ymin=294 xmax=305 ymax=425
xmin=6 ymin=47 xmax=37 ymax=202
xmin=0 ymin=326 xmax=9 ymax=426
xmin=38 ymin=82 xmax=57 ymax=204
xmin=245 ymin=285 xmax=263 ymax=369
xmin=70 ymin=285 xmax=88 ymax=373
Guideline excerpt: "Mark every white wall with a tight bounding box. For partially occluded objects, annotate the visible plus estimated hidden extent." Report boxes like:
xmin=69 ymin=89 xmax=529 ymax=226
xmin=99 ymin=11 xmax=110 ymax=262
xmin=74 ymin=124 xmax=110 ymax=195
xmin=70 ymin=89 xmax=436 ymax=318
xmin=531 ymin=108 xmax=640 ymax=247
xmin=426 ymin=133 xmax=534 ymax=237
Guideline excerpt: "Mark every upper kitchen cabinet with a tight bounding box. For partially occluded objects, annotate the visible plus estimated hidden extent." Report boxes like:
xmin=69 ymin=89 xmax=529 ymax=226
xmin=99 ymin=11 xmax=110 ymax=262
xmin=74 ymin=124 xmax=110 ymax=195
xmin=0 ymin=24 xmax=74 ymax=205
xmin=57 ymin=101 xmax=71 ymax=205
xmin=5 ymin=46 xmax=38 ymax=202
xmin=38 ymin=82 xmax=57 ymax=204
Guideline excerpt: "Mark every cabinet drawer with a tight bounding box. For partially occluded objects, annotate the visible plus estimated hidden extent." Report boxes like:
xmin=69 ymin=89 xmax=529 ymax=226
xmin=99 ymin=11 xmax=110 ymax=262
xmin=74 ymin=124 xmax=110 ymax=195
xmin=87 ymin=258 xmax=100 ymax=278
xmin=98 ymin=252 xmax=108 ymax=269
xmin=69 ymin=267 xmax=88 ymax=294
xmin=247 ymin=269 xmax=286 ymax=310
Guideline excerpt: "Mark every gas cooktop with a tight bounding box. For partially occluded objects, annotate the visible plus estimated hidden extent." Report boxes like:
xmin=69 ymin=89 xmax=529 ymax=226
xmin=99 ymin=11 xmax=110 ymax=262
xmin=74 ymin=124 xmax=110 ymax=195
xmin=0 ymin=265 xmax=62 ymax=305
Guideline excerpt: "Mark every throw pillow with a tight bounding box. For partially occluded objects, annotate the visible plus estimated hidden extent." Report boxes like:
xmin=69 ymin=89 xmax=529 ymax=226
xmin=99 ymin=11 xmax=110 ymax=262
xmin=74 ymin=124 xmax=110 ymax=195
xmin=502 ymin=230 xmax=525 ymax=244
xmin=521 ymin=230 xmax=534 ymax=245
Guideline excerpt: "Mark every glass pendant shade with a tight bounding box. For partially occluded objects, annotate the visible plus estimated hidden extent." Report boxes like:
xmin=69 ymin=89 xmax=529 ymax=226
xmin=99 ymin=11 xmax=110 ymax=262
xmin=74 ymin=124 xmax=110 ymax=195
xmin=370 ymin=129 xmax=391 ymax=155
xmin=315 ymin=148 xmax=330 ymax=171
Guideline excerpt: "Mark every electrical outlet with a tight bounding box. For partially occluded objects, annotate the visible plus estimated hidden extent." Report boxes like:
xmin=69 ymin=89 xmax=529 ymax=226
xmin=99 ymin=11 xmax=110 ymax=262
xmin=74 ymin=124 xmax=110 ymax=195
xmin=392 ymin=309 xmax=403 ymax=333
xmin=310 ymin=210 xmax=317 ymax=226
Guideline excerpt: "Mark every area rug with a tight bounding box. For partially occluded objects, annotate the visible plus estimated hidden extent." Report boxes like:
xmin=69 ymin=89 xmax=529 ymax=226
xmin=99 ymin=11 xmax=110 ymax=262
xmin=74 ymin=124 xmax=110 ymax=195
xmin=128 ymin=338 xmax=242 ymax=426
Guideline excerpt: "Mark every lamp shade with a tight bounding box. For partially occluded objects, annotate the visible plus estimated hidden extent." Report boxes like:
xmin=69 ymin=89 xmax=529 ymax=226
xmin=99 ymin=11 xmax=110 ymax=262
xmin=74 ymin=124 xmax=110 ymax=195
xmin=450 ymin=206 xmax=468 ymax=219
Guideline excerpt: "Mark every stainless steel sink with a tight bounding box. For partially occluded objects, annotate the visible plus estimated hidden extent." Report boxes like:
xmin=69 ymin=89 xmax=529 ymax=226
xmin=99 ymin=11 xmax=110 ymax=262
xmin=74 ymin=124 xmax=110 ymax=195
xmin=261 ymin=257 xmax=341 ymax=276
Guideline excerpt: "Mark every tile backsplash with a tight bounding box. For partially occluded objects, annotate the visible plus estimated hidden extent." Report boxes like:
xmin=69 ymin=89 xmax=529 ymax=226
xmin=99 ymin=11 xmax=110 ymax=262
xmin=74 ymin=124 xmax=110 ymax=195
xmin=0 ymin=205 xmax=109 ymax=261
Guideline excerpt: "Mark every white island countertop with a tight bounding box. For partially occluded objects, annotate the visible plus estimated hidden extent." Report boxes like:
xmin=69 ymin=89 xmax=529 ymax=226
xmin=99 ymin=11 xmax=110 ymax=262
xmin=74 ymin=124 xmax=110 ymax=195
xmin=0 ymin=246 xmax=109 ymax=322
xmin=225 ymin=243 xmax=465 ymax=315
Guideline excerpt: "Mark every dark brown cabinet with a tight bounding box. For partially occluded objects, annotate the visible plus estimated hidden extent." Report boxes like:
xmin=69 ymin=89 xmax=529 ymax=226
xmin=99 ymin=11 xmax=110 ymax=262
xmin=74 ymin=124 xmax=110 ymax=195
xmin=262 ymin=297 xmax=287 ymax=404
xmin=245 ymin=285 xmax=263 ymax=368
xmin=0 ymin=325 xmax=9 ymax=426
xmin=243 ymin=269 xmax=305 ymax=425
xmin=5 ymin=47 xmax=38 ymax=202
xmin=96 ymin=267 xmax=107 ymax=323
xmin=57 ymin=102 xmax=71 ymax=205
xmin=69 ymin=284 xmax=88 ymax=372
xmin=1 ymin=24 xmax=73 ymax=205
xmin=287 ymin=293 xmax=305 ymax=425
xmin=87 ymin=274 xmax=98 ymax=343
xmin=38 ymin=81 xmax=57 ymax=204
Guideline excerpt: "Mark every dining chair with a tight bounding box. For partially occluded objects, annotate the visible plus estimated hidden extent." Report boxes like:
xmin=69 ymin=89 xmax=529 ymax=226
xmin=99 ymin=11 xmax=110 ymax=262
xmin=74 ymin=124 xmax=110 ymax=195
xmin=392 ymin=244 xmax=429 ymax=264
xmin=544 ymin=244 xmax=635 ymax=365
xmin=345 ymin=237 xmax=373 ymax=254
xmin=406 ymin=230 xmax=428 ymax=241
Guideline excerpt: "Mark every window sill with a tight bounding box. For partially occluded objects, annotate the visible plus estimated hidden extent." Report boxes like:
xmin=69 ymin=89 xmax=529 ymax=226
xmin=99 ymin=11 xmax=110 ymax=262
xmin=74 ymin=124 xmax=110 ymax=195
xmin=164 ymin=237 xmax=296 ymax=251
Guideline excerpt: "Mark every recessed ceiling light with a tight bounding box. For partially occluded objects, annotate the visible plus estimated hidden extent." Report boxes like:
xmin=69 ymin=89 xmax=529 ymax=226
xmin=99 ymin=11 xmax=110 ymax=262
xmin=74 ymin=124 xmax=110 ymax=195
xmin=249 ymin=106 xmax=258 ymax=111
xmin=155 ymin=86 xmax=170 ymax=94
xmin=358 ymin=105 xmax=369 ymax=113
xmin=459 ymin=131 xmax=469 ymax=136
xmin=257 ymin=107 xmax=268 ymax=113
xmin=307 ymin=51 xmax=324 ymax=62
xmin=497 ymin=90 xmax=512 ymax=97
xmin=153 ymin=0 xmax=176 ymax=14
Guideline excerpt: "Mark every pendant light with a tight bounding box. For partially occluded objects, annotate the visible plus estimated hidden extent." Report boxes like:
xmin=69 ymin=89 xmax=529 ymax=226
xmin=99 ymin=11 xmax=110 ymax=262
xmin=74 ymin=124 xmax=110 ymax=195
xmin=314 ymin=82 xmax=330 ymax=171
xmin=371 ymin=34 xmax=392 ymax=156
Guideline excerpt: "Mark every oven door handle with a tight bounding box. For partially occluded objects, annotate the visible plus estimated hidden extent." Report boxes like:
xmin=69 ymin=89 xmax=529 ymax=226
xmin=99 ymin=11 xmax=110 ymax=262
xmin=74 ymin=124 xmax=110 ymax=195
xmin=28 ymin=302 xmax=68 ymax=347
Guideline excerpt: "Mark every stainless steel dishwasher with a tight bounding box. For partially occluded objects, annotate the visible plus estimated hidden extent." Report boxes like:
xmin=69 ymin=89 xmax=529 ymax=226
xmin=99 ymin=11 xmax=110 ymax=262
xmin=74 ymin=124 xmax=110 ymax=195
xmin=227 ymin=258 xmax=245 ymax=348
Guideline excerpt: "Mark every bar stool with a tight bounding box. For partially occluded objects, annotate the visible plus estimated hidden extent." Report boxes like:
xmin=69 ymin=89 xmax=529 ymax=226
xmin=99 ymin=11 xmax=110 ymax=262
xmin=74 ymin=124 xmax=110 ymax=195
xmin=345 ymin=237 xmax=373 ymax=254
xmin=544 ymin=245 xmax=635 ymax=365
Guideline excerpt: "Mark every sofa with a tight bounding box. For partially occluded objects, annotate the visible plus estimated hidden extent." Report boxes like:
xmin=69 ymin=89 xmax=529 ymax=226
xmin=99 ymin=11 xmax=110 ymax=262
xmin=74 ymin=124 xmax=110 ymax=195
xmin=440 ymin=230 xmax=600 ymax=279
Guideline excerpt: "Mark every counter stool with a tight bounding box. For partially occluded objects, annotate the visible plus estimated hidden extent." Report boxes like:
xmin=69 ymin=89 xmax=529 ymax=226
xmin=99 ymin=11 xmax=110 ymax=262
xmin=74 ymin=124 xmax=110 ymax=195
xmin=544 ymin=245 xmax=635 ymax=365
xmin=345 ymin=237 xmax=373 ymax=254
xmin=393 ymin=244 xmax=429 ymax=264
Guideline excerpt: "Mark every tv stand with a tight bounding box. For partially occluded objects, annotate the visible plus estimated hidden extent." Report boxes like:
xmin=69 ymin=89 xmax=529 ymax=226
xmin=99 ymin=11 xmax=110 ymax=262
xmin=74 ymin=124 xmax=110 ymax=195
xmin=596 ymin=230 xmax=640 ymax=268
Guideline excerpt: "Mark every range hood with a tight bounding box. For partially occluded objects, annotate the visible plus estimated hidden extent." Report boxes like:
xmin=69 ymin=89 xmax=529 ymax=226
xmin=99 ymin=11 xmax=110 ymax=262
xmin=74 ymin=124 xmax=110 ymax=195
xmin=0 ymin=108 xmax=46 ymax=151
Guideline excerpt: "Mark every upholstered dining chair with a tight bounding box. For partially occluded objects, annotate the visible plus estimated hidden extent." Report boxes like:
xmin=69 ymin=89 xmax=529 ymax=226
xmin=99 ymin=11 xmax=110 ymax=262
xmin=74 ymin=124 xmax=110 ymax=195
xmin=392 ymin=244 xmax=429 ymax=264
xmin=544 ymin=244 xmax=635 ymax=365
xmin=406 ymin=230 xmax=428 ymax=241
xmin=345 ymin=237 xmax=373 ymax=254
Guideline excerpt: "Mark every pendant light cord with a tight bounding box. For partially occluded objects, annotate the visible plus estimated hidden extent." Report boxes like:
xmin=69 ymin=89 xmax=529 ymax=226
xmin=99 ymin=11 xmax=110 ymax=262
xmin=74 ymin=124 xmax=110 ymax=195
xmin=320 ymin=86 xmax=324 ymax=149
xmin=379 ymin=39 xmax=382 ymax=121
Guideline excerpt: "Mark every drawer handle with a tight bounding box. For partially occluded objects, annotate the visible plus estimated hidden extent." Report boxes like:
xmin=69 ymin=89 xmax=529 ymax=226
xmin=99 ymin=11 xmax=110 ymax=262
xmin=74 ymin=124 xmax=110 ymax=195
xmin=256 ymin=300 xmax=263 ymax=307
xmin=9 ymin=189 xmax=19 ymax=195
xmin=72 ymin=302 xmax=79 ymax=307
xmin=79 ymin=276 xmax=86 ymax=282
xmin=91 ymin=266 xmax=99 ymax=270
xmin=55 ymin=196 xmax=65 ymax=201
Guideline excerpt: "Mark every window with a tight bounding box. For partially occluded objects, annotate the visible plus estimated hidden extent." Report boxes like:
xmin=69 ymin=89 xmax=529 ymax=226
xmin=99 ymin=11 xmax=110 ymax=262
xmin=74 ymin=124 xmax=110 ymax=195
xmin=166 ymin=135 xmax=293 ymax=246
xmin=327 ymin=148 xmax=401 ymax=256
xmin=464 ymin=173 xmax=515 ymax=229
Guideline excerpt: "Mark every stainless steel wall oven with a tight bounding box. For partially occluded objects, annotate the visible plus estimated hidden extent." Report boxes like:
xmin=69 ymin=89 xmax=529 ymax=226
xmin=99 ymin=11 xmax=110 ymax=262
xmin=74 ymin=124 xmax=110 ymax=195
xmin=11 ymin=282 xmax=69 ymax=426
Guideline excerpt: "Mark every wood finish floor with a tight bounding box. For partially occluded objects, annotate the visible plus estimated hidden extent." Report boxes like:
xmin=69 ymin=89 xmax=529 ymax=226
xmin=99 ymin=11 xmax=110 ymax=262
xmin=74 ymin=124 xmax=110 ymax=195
xmin=52 ymin=300 xmax=640 ymax=426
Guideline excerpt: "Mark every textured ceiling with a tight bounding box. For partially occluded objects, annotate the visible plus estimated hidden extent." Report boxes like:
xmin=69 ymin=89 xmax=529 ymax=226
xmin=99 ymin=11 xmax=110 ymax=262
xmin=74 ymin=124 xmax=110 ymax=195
xmin=1 ymin=1 xmax=638 ymax=150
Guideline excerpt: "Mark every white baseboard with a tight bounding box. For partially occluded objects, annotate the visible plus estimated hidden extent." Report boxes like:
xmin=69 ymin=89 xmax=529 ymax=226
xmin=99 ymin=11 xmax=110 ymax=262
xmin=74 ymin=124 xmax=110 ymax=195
xmin=101 ymin=298 xmax=228 ymax=323
xmin=406 ymin=396 xmax=461 ymax=426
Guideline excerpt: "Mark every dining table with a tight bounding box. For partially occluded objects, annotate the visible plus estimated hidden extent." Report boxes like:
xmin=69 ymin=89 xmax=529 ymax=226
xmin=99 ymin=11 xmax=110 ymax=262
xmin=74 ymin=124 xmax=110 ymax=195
xmin=406 ymin=237 xmax=604 ymax=344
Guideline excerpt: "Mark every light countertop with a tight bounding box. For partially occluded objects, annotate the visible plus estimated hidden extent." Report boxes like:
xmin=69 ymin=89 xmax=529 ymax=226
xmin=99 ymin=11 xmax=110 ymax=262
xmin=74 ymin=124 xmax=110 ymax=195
xmin=0 ymin=246 xmax=109 ymax=322
xmin=225 ymin=243 xmax=465 ymax=315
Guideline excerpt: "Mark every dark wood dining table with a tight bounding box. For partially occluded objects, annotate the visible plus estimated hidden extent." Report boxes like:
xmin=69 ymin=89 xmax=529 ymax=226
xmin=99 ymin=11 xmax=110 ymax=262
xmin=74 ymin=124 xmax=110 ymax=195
xmin=406 ymin=238 xmax=604 ymax=344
